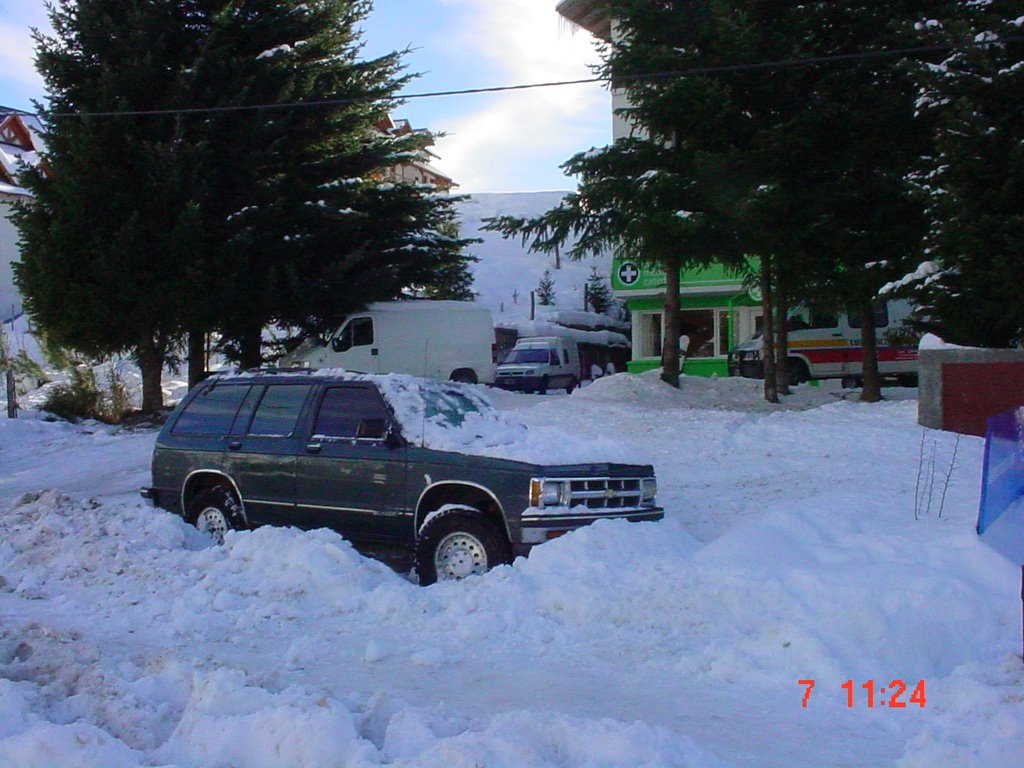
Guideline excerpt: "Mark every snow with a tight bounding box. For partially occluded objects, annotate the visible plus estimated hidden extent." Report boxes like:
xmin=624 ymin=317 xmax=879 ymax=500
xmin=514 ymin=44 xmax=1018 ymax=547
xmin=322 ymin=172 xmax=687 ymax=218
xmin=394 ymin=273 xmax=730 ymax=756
xmin=1 ymin=372 xmax=1022 ymax=767
xmin=879 ymin=261 xmax=941 ymax=296
xmin=919 ymin=333 xmax=973 ymax=350
xmin=273 ymin=369 xmax=641 ymax=464
xmin=456 ymin=192 xmax=614 ymax=326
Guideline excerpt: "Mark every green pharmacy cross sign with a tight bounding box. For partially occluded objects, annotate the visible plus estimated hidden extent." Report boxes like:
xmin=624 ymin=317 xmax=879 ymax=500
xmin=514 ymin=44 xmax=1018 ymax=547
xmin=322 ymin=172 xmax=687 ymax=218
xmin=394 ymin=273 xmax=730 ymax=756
xmin=612 ymin=260 xmax=667 ymax=292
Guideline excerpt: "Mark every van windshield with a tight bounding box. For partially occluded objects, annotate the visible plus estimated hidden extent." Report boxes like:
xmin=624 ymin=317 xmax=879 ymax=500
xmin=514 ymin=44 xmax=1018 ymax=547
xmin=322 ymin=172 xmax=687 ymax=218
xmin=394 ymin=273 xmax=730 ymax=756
xmin=505 ymin=349 xmax=549 ymax=364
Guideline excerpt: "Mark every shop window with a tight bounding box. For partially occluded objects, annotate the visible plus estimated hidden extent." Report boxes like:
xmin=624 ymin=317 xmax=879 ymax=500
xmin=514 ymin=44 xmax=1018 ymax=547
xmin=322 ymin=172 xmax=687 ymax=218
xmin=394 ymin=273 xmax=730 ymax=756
xmin=681 ymin=309 xmax=715 ymax=358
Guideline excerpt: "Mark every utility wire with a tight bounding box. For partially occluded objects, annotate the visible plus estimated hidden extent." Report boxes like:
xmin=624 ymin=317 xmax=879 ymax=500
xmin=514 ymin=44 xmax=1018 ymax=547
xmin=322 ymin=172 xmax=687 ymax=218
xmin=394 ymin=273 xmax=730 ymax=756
xmin=15 ymin=33 xmax=1024 ymax=119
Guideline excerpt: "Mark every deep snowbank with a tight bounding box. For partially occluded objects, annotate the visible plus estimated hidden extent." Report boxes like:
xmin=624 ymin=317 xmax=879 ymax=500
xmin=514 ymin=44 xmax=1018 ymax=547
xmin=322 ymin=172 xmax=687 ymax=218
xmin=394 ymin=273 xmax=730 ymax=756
xmin=1 ymin=375 xmax=1022 ymax=767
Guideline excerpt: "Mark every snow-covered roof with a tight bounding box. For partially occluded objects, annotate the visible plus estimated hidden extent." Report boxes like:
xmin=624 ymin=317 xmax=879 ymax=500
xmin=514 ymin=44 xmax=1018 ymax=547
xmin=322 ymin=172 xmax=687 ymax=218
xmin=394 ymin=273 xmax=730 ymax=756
xmin=0 ymin=110 xmax=45 ymax=190
xmin=212 ymin=369 xmax=641 ymax=465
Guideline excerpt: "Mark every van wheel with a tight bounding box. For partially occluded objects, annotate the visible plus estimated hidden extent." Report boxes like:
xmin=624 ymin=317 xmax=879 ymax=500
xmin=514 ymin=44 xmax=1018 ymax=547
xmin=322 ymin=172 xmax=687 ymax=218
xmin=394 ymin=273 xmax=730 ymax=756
xmin=538 ymin=375 xmax=549 ymax=395
xmin=415 ymin=507 xmax=512 ymax=586
xmin=186 ymin=486 xmax=245 ymax=545
xmin=787 ymin=359 xmax=809 ymax=386
xmin=566 ymin=376 xmax=578 ymax=394
xmin=450 ymin=369 xmax=477 ymax=385
xmin=841 ymin=375 xmax=861 ymax=389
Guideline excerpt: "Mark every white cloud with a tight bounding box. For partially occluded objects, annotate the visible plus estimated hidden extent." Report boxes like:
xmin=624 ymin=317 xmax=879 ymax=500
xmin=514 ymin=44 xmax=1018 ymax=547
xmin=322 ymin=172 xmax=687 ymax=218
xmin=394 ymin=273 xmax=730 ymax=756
xmin=433 ymin=0 xmax=611 ymax=191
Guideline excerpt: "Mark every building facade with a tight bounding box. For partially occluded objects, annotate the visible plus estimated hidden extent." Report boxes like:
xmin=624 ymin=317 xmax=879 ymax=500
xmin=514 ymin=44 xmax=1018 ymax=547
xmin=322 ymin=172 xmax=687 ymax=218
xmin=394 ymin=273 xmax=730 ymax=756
xmin=374 ymin=115 xmax=457 ymax=192
xmin=0 ymin=107 xmax=45 ymax=322
xmin=611 ymin=258 xmax=761 ymax=376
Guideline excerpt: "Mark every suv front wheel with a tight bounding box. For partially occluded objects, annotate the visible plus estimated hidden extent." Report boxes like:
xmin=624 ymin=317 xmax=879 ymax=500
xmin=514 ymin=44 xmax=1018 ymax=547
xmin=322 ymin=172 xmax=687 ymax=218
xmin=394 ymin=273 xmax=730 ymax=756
xmin=186 ymin=486 xmax=245 ymax=544
xmin=415 ymin=507 xmax=512 ymax=585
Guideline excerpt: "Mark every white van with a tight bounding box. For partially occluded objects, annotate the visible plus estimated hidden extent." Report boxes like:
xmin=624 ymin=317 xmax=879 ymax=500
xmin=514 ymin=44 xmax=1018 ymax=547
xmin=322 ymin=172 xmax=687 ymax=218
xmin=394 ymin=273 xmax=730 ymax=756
xmin=494 ymin=337 xmax=581 ymax=394
xmin=283 ymin=301 xmax=495 ymax=384
xmin=728 ymin=300 xmax=919 ymax=386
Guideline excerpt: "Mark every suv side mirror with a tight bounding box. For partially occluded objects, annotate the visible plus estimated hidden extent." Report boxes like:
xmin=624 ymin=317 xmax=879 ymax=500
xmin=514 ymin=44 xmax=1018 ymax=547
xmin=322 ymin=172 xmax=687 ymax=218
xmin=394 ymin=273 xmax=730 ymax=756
xmin=385 ymin=427 xmax=406 ymax=449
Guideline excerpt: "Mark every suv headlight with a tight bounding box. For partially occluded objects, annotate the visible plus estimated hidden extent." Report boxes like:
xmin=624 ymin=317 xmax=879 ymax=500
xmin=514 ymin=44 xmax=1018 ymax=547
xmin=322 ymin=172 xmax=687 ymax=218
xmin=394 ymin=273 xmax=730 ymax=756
xmin=642 ymin=478 xmax=658 ymax=501
xmin=530 ymin=479 xmax=570 ymax=507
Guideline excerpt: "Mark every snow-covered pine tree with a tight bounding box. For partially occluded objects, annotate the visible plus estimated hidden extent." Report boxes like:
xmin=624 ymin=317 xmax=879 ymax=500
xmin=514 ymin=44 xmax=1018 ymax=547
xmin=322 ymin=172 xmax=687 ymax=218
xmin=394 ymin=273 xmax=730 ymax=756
xmin=905 ymin=1 xmax=1024 ymax=347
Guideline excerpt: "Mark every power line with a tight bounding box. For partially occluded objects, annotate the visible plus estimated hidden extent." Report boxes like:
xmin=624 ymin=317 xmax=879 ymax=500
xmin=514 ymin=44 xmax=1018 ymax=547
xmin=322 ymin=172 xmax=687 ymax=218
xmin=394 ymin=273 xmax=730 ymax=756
xmin=17 ymin=33 xmax=1024 ymax=119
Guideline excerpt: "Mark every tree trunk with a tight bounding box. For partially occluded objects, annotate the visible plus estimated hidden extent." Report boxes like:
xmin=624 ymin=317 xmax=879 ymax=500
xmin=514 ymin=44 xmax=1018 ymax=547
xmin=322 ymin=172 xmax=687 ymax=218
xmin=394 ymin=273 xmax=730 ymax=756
xmin=136 ymin=334 xmax=166 ymax=414
xmin=860 ymin=299 xmax=882 ymax=402
xmin=187 ymin=330 xmax=207 ymax=388
xmin=238 ymin=324 xmax=264 ymax=370
xmin=759 ymin=256 xmax=779 ymax=404
xmin=774 ymin=274 xmax=791 ymax=395
xmin=660 ymin=253 xmax=682 ymax=389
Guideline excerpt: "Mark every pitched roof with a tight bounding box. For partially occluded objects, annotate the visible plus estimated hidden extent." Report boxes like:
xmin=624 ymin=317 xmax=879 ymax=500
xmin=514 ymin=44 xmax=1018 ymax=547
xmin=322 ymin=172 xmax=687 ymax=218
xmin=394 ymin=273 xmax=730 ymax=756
xmin=0 ymin=109 xmax=45 ymax=192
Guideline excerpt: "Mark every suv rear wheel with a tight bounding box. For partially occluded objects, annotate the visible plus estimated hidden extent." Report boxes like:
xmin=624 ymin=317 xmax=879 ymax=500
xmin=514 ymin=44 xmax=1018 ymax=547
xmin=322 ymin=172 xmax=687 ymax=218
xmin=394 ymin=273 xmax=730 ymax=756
xmin=415 ymin=507 xmax=512 ymax=585
xmin=186 ymin=486 xmax=245 ymax=544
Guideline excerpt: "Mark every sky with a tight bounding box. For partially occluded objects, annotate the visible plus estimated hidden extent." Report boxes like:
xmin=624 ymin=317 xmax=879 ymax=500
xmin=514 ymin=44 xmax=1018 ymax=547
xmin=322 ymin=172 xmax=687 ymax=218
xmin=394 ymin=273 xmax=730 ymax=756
xmin=0 ymin=0 xmax=611 ymax=193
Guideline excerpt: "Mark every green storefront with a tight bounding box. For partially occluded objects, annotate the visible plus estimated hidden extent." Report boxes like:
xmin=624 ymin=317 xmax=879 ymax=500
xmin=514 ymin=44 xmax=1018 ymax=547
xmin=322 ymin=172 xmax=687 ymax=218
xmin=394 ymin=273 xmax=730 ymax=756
xmin=611 ymin=258 xmax=762 ymax=377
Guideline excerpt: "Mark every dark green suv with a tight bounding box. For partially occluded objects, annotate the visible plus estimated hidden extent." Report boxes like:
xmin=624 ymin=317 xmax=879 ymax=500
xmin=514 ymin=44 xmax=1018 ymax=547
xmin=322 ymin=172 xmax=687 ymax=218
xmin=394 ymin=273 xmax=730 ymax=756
xmin=141 ymin=370 xmax=662 ymax=584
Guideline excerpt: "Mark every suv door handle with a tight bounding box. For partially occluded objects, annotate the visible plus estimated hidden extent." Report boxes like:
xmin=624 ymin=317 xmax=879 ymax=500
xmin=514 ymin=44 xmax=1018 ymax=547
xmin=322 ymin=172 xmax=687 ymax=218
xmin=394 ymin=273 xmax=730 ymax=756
xmin=305 ymin=443 xmax=322 ymax=454
xmin=227 ymin=440 xmax=242 ymax=450
xmin=371 ymin=348 xmax=379 ymax=356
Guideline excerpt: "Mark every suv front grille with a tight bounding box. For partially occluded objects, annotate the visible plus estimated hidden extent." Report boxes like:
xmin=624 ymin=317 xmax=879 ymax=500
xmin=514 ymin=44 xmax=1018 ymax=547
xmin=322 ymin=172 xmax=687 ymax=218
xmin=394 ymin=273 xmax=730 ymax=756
xmin=568 ymin=477 xmax=643 ymax=510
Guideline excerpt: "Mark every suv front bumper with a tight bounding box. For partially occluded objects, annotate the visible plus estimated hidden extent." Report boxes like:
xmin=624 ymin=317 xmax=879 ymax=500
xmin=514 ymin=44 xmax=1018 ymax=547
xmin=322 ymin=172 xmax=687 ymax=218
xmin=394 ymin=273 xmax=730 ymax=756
xmin=519 ymin=505 xmax=664 ymax=544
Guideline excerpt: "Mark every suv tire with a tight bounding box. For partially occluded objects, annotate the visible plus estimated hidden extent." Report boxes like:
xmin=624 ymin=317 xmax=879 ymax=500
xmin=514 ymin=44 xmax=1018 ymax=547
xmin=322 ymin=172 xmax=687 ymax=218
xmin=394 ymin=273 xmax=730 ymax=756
xmin=186 ymin=486 xmax=245 ymax=545
xmin=415 ymin=507 xmax=512 ymax=585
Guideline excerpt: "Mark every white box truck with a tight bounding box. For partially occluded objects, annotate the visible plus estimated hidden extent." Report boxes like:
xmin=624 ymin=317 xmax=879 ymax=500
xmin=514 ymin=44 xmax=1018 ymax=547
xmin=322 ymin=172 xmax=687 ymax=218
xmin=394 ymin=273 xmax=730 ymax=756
xmin=282 ymin=301 xmax=496 ymax=384
xmin=494 ymin=336 xmax=581 ymax=394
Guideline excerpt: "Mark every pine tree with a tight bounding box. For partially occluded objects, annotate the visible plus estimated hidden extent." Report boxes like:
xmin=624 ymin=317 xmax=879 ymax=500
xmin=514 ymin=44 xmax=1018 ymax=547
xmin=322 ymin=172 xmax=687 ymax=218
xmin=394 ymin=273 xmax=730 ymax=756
xmin=13 ymin=0 xmax=476 ymax=410
xmin=13 ymin=0 xmax=207 ymax=412
xmin=586 ymin=265 xmax=613 ymax=315
xmin=494 ymin=1 xmax=943 ymax=399
xmin=902 ymin=1 xmax=1024 ymax=347
xmin=761 ymin=0 xmax=933 ymax=402
xmin=536 ymin=269 xmax=557 ymax=306
xmin=164 ymin=0 xmax=475 ymax=367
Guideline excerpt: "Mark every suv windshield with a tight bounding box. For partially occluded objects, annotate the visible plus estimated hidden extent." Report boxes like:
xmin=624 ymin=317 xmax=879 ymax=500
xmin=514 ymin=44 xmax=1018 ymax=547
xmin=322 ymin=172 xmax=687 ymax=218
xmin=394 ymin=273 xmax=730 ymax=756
xmin=421 ymin=384 xmax=488 ymax=427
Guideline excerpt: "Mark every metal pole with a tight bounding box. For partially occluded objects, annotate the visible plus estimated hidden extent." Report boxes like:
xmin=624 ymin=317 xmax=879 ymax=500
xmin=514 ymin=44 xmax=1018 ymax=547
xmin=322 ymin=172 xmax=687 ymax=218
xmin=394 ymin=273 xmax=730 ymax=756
xmin=530 ymin=290 xmax=536 ymax=321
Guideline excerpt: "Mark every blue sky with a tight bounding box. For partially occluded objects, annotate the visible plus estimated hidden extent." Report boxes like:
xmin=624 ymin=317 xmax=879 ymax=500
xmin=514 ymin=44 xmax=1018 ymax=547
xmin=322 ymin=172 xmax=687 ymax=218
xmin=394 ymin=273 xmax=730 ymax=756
xmin=0 ymin=0 xmax=610 ymax=192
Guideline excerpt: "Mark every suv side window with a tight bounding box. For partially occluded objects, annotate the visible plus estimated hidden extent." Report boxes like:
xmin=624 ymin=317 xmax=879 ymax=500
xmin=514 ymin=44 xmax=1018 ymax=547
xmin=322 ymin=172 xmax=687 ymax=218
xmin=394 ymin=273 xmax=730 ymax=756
xmin=313 ymin=386 xmax=390 ymax=439
xmin=247 ymin=384 xmax=313 ymax=436
xmin=173 ymin=384 xmax=251 ymax=435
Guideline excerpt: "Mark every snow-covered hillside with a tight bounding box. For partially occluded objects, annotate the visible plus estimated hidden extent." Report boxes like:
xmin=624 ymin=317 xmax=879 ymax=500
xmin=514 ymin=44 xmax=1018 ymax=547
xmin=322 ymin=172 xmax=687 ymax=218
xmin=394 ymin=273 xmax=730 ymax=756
xmin=1 ymin=374 xmax=1022 ymax=768
xmin=456 ymin=192 xmax=615 ymax=326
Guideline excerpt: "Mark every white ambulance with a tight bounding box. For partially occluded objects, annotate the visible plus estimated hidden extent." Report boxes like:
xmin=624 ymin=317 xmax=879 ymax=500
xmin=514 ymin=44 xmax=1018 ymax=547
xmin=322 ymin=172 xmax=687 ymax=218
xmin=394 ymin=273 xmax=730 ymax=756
xmin=728 ymin=300 xmax=919 ymax=387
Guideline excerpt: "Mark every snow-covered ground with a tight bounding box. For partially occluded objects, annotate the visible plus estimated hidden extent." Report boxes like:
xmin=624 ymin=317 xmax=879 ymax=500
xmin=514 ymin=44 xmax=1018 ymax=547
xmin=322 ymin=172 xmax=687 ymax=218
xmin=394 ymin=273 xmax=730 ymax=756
xmin=1 ymin=373 xmax=1021 ymax=768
